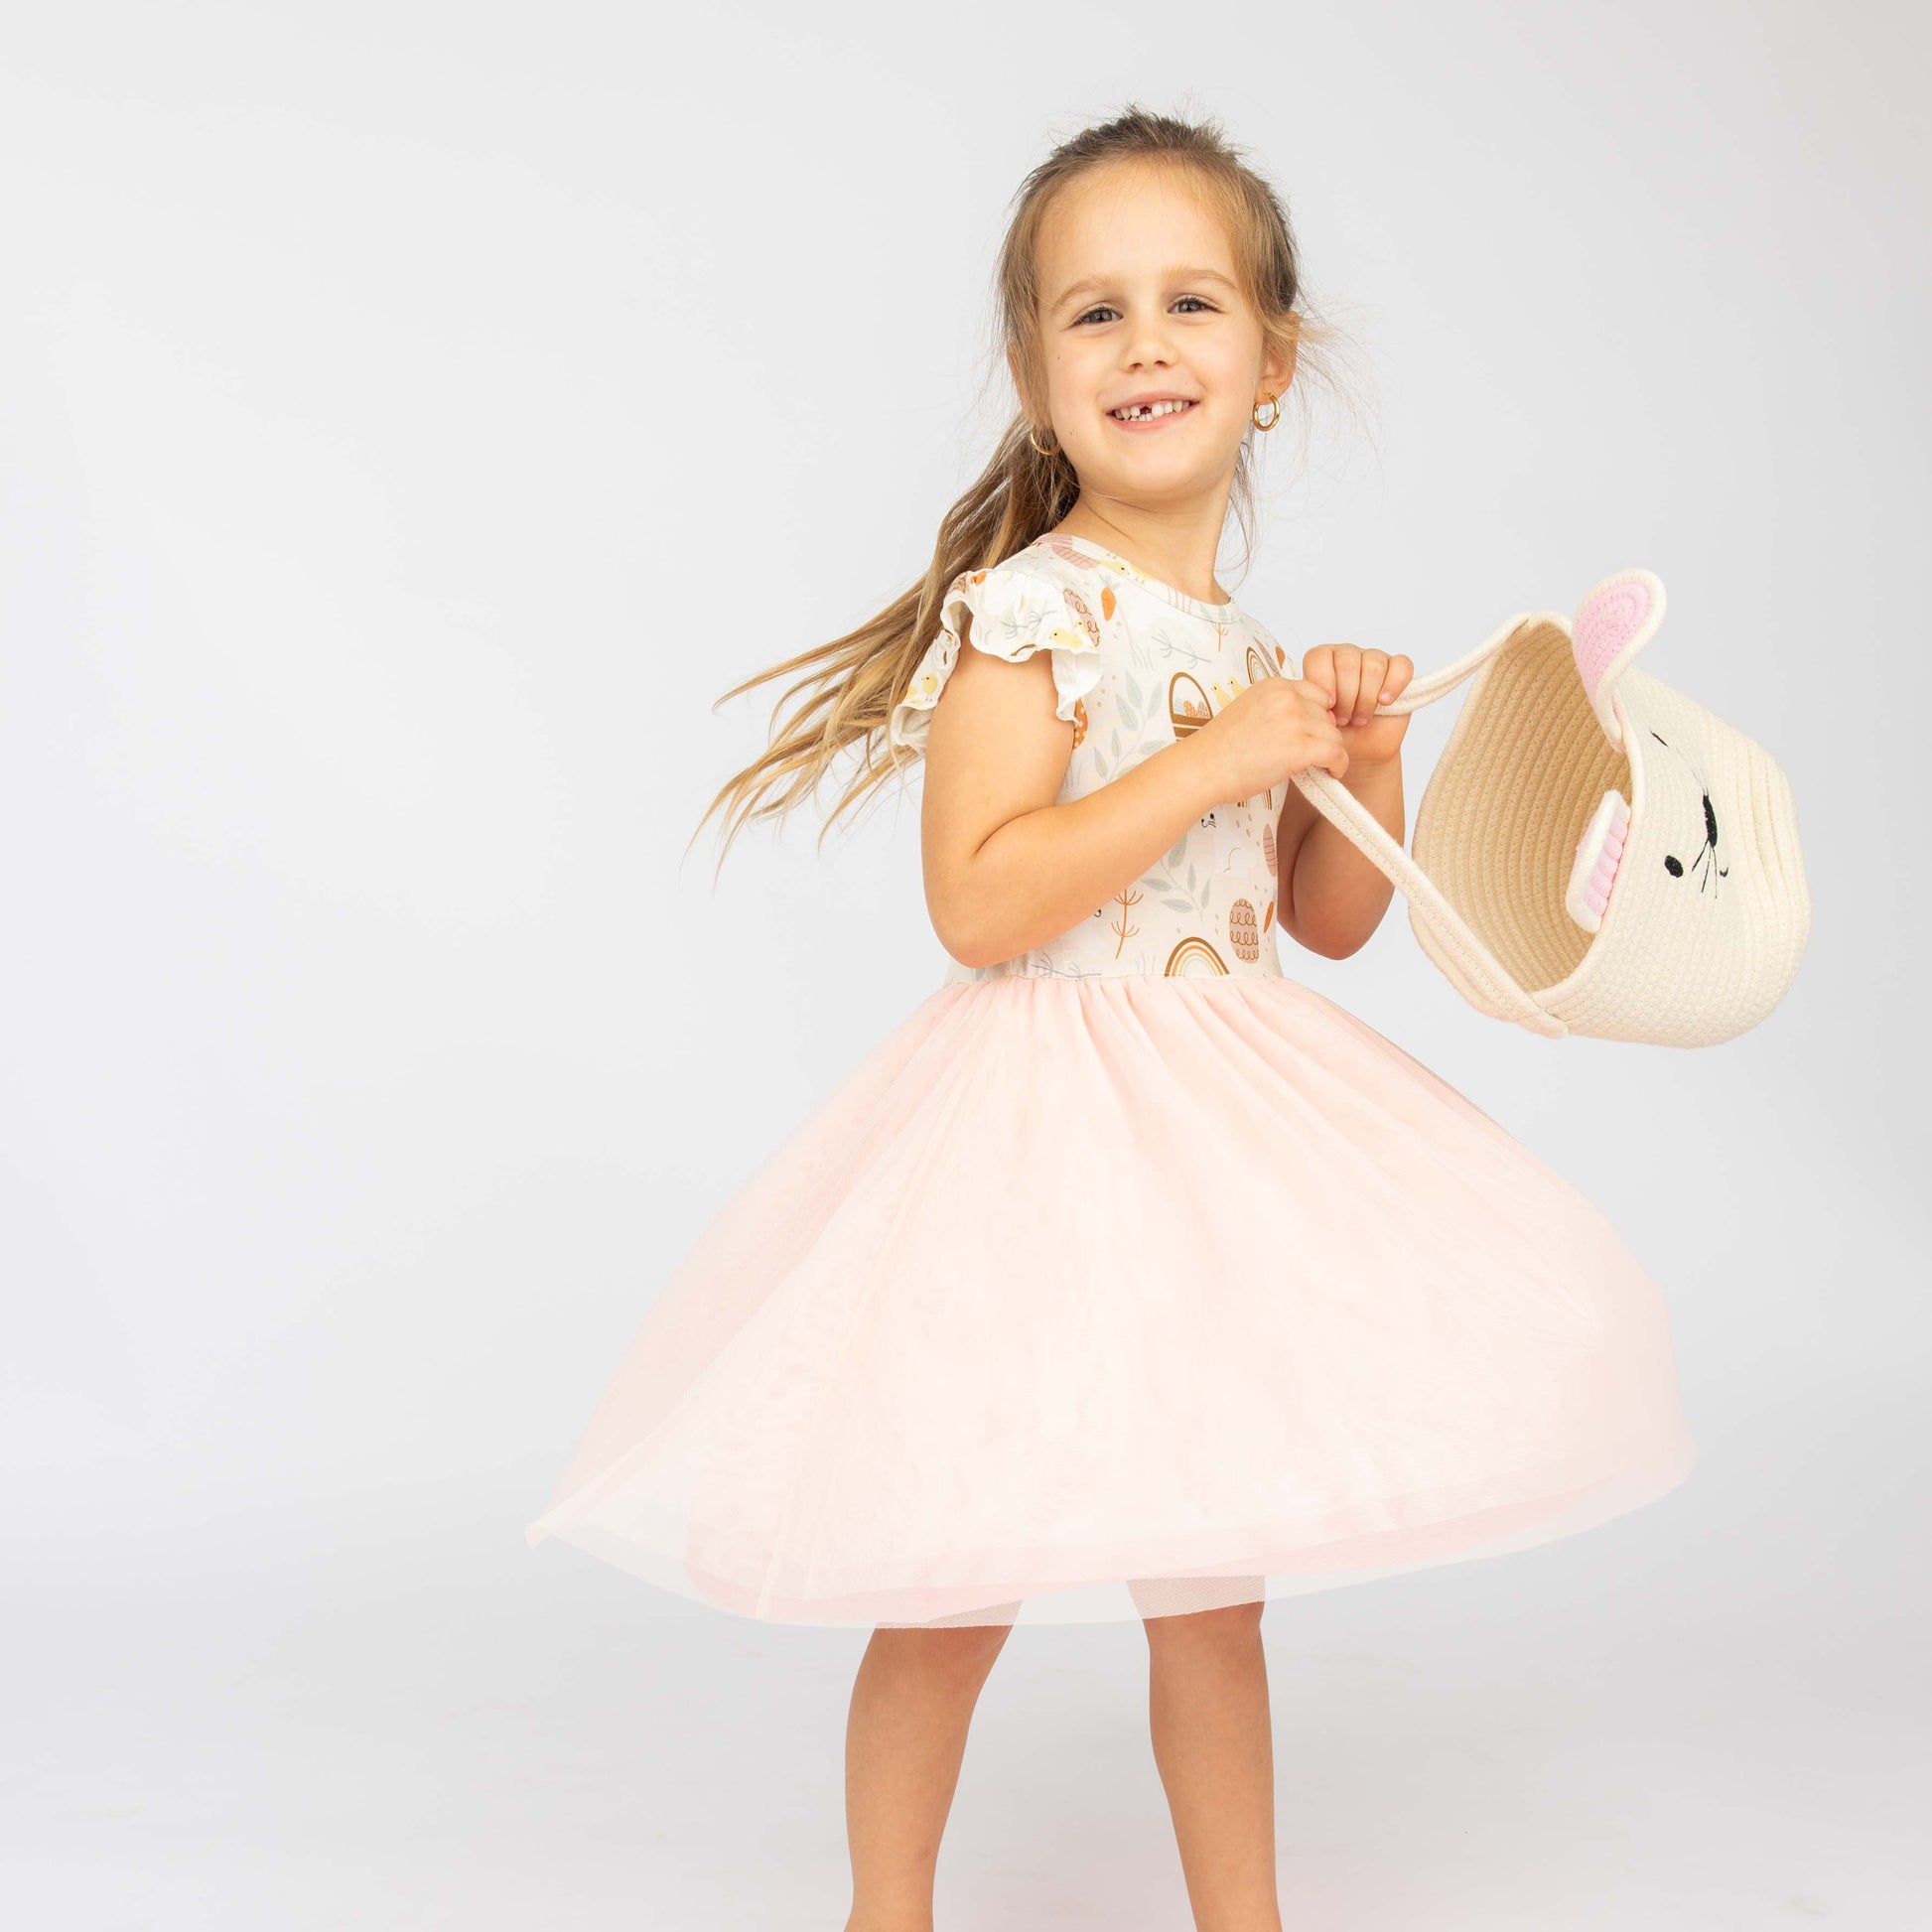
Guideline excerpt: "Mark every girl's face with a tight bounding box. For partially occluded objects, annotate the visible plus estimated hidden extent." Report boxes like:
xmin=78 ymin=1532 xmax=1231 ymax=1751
xmin=1023 ymin=163 xmax=1293 ymax=515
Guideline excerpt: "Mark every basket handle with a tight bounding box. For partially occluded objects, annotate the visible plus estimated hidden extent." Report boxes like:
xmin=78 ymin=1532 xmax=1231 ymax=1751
xmin=1286 ymin=612 xmax=1567 ymax=1037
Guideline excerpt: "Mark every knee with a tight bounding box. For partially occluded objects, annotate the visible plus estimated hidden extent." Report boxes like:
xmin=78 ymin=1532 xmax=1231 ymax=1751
xmin=870 ymin=1620 xmax=1013 ymax=1683
xmin=1142 ymin=1597 xmax=1266 ymax=1647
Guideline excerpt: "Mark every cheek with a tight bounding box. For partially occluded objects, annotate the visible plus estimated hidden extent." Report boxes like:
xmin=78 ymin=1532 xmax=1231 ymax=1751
xmin=1046 ymin=341 xmax=1103 ymax=397
xmin=1199 ymin=339 xmax=1262 ymax=394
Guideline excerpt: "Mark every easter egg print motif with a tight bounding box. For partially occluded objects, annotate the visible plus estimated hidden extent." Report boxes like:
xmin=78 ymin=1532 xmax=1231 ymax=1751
xmin=1229 ymin=899 xmax=1262 ymax=962
xmin=885 ymin=529 xmax=1293 ymax=983
xmin=1061 ymin=587 xmax=1102 ymax=646
xmin=1170 ymin=671 xmax=1213 ymax=737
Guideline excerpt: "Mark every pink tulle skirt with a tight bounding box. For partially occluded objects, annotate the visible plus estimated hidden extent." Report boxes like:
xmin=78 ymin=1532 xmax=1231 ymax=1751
xmin=525 ymin=974 xmax=1696 ymax=1625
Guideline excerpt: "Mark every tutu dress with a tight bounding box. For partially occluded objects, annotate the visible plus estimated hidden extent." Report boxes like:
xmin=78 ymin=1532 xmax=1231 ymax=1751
xmin=525 ymin=530 xmax=1698 ymax=1627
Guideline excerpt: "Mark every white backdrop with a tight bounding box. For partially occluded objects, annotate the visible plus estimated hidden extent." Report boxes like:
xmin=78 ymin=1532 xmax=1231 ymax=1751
xmin=4 ymin=3 xmax=1925 ymax=1925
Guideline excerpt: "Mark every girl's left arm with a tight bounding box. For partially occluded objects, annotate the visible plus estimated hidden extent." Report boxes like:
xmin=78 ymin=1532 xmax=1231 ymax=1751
xmin=1275 ymin=752 xmax=1403 ymax=959
xmin=1274 ymin=640 xmax=1414 ymax=960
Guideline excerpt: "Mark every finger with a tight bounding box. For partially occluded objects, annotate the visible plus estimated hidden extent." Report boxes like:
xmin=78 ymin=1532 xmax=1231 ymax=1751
xmin=1378 ymin=653 xmax=1415 ymax=702
xmin=1312 ymin=714 xmax=1349 ymax=778
xmin=1356 ymin=651 xmax=1390 ymax=722
xmin=1294 ymin=666 xmax=1336 ymax=710
xmin=1331 ymin=655 xmax=1362 ymax=726
xmin=1300 ymin=646 xmax=1335 ymax=707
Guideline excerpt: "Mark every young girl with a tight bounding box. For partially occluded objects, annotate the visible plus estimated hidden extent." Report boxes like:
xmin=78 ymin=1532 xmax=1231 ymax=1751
xmin=527 ymin=106 xmax=1696 ymax=1932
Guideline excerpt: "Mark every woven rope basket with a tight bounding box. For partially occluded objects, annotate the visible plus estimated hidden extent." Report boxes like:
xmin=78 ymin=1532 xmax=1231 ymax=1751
xmin=1289 ymin=568 xmax=1811 ymax=1044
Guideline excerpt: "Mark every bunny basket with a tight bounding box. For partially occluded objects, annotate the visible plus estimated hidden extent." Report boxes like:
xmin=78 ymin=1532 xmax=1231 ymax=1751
xmin=1289 ymin=568 xmax=1811 ymax=1045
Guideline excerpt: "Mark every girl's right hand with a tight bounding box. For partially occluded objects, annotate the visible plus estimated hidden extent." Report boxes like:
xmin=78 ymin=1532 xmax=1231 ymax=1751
xmin=1188 ymin=675 xmax=1351 ymax=802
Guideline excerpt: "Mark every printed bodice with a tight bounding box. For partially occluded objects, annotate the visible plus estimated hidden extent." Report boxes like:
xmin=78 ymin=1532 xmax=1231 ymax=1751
xmin=888 ymin=531 xmax=1298 ymax=983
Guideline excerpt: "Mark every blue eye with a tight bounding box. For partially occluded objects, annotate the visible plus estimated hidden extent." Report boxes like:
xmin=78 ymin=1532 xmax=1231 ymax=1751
xmin=1074 ymin=296 xmax=1216 ymax=326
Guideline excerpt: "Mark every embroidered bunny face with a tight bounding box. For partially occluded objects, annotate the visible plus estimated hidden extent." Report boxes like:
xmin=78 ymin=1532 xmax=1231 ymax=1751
xmin=1561 ymin=574 xmax=1778 ymax=955
xmin=1502 ymin=569 xmax=1810 ymax=1041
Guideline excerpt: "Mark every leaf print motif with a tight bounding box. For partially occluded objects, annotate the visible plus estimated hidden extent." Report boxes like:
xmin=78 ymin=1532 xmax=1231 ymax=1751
xmin=1144 ymin=853 xmax=1214 ymax=925
xmin=1036 ymin=955 xmax=1107 ymax=979
xmin=1145 ymin=619 xmax=1220 ymax=673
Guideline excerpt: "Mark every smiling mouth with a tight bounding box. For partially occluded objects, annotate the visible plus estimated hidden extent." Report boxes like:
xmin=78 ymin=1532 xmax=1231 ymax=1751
xmin=1108 ymin=398 xmax=1199 ymax=424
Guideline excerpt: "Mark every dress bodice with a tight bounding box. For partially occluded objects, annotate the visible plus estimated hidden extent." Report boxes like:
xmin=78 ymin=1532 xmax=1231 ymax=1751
xmin=888 ymin=531 xmax=1297 ymax=982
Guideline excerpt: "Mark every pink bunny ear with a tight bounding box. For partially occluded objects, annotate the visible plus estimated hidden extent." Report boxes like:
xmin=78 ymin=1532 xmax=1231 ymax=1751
xmin=1565 ymin=788 xmax=1630 ymax=933
xmin=1573 ymin=568 xmax=1667 ymax=745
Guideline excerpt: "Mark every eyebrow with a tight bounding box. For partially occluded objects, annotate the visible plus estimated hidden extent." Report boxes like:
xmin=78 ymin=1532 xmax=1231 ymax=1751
xmin=1048 ymin=267 xmax=1241 ymax=313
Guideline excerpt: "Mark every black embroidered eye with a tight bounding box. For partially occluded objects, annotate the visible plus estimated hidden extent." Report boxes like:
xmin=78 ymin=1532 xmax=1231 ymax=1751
xmin=1649 ymin=734 xmax=1727 ymax=892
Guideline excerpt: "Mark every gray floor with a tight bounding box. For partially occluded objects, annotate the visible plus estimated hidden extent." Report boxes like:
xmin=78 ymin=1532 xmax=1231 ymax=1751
xmin=9 ymin=1381 xmax=1926 ymax=1930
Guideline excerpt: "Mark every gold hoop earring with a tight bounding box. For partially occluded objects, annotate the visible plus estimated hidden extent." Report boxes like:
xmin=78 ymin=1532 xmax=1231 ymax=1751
xmin=1028 ymin=423 xmax=1061 ymax=458
xmin=1251 ymin=394 xmax=1281 ymax=432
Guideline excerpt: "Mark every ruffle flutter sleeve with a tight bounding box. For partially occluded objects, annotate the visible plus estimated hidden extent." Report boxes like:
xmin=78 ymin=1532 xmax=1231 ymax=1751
xmin=887 ymin=561 xmax=1104 ymax=756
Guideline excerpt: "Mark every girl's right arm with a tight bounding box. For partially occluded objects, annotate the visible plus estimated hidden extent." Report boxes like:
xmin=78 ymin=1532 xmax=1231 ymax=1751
xmin=918 ymin=617 xmax=1348 ymax=970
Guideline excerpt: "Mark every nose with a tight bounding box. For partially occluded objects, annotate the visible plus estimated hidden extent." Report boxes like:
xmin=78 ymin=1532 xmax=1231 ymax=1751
xmin=1119 ymin=307 xmax=1179 ymax=372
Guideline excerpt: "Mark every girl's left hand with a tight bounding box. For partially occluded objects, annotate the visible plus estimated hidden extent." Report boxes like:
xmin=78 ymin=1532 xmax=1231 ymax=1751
xmin=1300 ymin=643 xmax=1416 ymax=768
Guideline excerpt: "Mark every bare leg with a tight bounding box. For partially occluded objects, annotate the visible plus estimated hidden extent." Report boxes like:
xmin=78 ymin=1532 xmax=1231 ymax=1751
xmin=842 ymin=1618 xmax=1014 ymax=1932
xmin=1143 ymin=1598 xmax=1283 ymax=1932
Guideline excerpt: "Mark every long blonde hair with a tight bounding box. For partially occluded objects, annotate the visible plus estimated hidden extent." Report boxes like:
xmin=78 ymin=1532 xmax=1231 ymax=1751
xmin=686 ymin=103 xmax=1369 ymax=876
